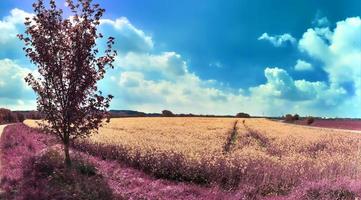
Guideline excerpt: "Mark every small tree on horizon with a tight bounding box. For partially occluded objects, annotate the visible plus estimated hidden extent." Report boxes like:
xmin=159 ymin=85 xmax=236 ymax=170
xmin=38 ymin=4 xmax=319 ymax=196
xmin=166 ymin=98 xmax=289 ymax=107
xmin=18 ymin=0 xmax=116 ymax=167
xmin=162 ymin=110 xmax=175 ymax=117
xmin=236 ymin=112 xmax=250 ymax=118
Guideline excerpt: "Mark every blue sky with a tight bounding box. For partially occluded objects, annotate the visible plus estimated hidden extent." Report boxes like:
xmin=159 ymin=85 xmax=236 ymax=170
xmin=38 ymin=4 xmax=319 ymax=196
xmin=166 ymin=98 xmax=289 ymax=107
xmin=0 ymin=0 xmax=360 ymax=117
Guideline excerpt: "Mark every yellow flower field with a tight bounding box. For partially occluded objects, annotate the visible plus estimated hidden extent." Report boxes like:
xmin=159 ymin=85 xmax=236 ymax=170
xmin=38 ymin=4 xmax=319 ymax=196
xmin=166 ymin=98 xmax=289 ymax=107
xmin=24 ymin=117 xmax=361 ymax=196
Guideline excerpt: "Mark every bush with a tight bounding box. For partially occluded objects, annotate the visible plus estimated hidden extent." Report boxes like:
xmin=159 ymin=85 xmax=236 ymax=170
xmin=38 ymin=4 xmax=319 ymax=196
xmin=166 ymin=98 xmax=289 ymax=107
xmin=19 ymin=150 xmax=113 ymax=200
xmin=162 ymin=110 xmax=175 ymax=117
xmin=293 ymin=114 xmax=300 ymax=121
xmin=284 ymin=114 xmax=300 ymax=122
xmin=236 ymin=112 xmax=250 ymax=118
xmin=306 ymin=117 xmax=315 ymax=125
xmin=26 ymin=111 xmax=43 ymax=120
xmin=17 ymin=113 xmax=25 ymax=122
xmin=74 ymin=159 xmax=97 ymax=176
xmin=285 ymin=114 xmax=294 ymax=122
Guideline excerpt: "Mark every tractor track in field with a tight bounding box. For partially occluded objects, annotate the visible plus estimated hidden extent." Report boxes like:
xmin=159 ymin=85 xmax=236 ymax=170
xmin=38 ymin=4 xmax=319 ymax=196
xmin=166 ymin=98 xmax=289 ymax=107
xmin=223 ymin=120 xmax=239 ymax=153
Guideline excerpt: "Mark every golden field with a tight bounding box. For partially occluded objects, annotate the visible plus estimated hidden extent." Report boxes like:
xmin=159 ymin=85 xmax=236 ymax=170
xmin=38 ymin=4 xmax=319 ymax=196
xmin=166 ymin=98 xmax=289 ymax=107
xmin=24 ymin=117 xmax=361 ymax=196
xmin=24 ymin=117 xmax=361 ymax=176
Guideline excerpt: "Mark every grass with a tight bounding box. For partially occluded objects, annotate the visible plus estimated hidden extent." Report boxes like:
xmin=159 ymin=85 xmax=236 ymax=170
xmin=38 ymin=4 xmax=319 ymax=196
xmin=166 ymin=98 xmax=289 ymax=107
xmin=0 ymin=124 xmax=113 ymax=200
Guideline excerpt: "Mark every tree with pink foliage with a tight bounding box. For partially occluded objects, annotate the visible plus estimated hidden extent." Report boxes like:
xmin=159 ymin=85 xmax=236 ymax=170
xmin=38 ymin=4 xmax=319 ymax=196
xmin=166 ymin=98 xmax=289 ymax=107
xmin=18 ymin=0 xmax=117 ymax=167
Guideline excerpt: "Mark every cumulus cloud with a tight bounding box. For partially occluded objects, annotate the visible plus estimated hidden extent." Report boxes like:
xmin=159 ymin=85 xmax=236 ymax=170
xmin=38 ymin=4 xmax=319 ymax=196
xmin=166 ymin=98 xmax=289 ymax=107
xmin=116 ymin=52 xmax=188 ymax=78
xmin=100 ymin=17 xmax=154 ymax=53
xmin=0 ymin=8 xmax=360 ymax=117
xmin=0 ymin=9 xmax=36 ymax=110
xmin=299 ymin=17 xmax=361 ymax=94
xmin=0 ymin=8 xmax=33 ymax=59
xmin=0 ymin=59 xmax=32 ymax=99
xmin=249 ymin=67 xmax=350 ymax=116
xmin=92 ymin=16 xmax=361 ymax=117
xmin=295 ymin=17 xmax=361 ymax=116
xmin=0 ymin=59 xmax=34 ymax=100
xmin=298 ymin=27 xmax=332 ymax=60
xmin=258 ymin=32 xmax=296 ymax=47
xmin=294 ymin=59 xmax=313 ymax=71
xmin=112 ymin=71 xmax=249 ymax=115
xmin=250 ymin=16 xmax=361 ymax=116
xmin=0 ymin=8 xmax=31 ymax=42
xmin=250 ymin=67 xmax=328 ymax=101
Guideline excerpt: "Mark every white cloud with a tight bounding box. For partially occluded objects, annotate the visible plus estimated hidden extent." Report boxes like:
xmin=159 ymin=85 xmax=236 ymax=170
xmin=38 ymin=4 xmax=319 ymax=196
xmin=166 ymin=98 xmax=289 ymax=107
xmin=0 ymin=8 xmax=360 ymax=117
xmin=258 ymin=32 xmax=296 ymax=47
xmin=249 ymin=67 xmax=349 ymax=116
xmin=0 ymin=8 xmax=33 ymax=59
xmin=250 ymin=67 xmax=328 ymax=101
xmin=294 ymin=59 xmax=313 ymax=71
xmin=298 ymin=27 xmax=332 ymax=60
xmin=0 ymin=59 xmax=31 ymax=97
xmin=295 ymin=17 xmax=361 ymax=116
xmin=116 ymin=52 xmax=188 ymax=78
xmin=299 ymin=17 xmax=361 ymax=93
xmin=0 ymin=59 xmax=33 ymax=100
xmin=313 ymin=16 xmax=330 ymax=27
xmin=68 ymin=16 xmax=361 ymax=117
xmin=100 ymin=17 xmax=154 ymax=53
xmin=110 ymin=65 xmax=348 ymax=116
xmin=0 ymin=8 xmax=32 ymax=42
xmin=0 ymin=9 xmax=36 ymax=110
xmin=112 ymin=71 xmax=249 ymax=115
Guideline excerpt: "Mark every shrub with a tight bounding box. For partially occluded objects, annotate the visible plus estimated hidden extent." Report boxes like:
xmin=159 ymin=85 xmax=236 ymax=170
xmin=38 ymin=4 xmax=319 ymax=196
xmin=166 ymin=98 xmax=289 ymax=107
xmin=162 ymin=110 xmax=175 ymax=117
xmin=74 ymin=159 xmax=97 ymax=176
xmin=293 ymin=114 xmax=300 ymax=121
xmin=19 ymin=150 xmax=113 ymax=200
xmin=306 ymin=117 xmax=315 ymax=125
xmin=285 ymin=114 xmax=294 ymax=122
xmin=0 ymin=124 xmax=113 ymax=200
xmin=26 ymin=111 xmax=43 ymax=120
xmin=236 ymin=112 xmax=250 ymax=118
xmin=284 ymin=114 xmax=300 ymax=122
xmin=17 ymin=113 xmax=25 ymax=122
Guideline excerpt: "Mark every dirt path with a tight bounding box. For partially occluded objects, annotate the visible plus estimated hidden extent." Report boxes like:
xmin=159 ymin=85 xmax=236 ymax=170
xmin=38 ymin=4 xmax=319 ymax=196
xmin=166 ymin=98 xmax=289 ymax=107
xmin=0 ymin=124 xmax=7 ymax=167
xmin=0 ymin=124 xmax=7 ymax=195
xmin=0 ymin=125 xmax=6 ymax=136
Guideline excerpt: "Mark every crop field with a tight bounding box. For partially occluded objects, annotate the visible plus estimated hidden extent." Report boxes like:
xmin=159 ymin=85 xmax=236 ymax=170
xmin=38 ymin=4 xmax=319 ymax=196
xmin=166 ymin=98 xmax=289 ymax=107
xmin=24 ymin=118 xmax=361 ymax=198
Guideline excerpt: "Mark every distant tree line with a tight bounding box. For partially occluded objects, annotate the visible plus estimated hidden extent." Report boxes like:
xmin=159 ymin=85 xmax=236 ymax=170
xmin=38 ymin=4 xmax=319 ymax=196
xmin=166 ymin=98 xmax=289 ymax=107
xmin=0 ymin=108 xmax=43 ymax=124
xmin=0 ymin=108 xmax=21 ymax=124
xmin=109 ymin=109 xmax=252 ymax=118
xmin=160 ymin=110 xmax=251 ymax=118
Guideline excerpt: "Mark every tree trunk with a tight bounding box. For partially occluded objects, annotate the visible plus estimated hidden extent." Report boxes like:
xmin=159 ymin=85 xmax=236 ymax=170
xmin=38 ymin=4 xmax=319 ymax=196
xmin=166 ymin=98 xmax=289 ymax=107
xmin=64 ymin=137 xmax=71 ymax=168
